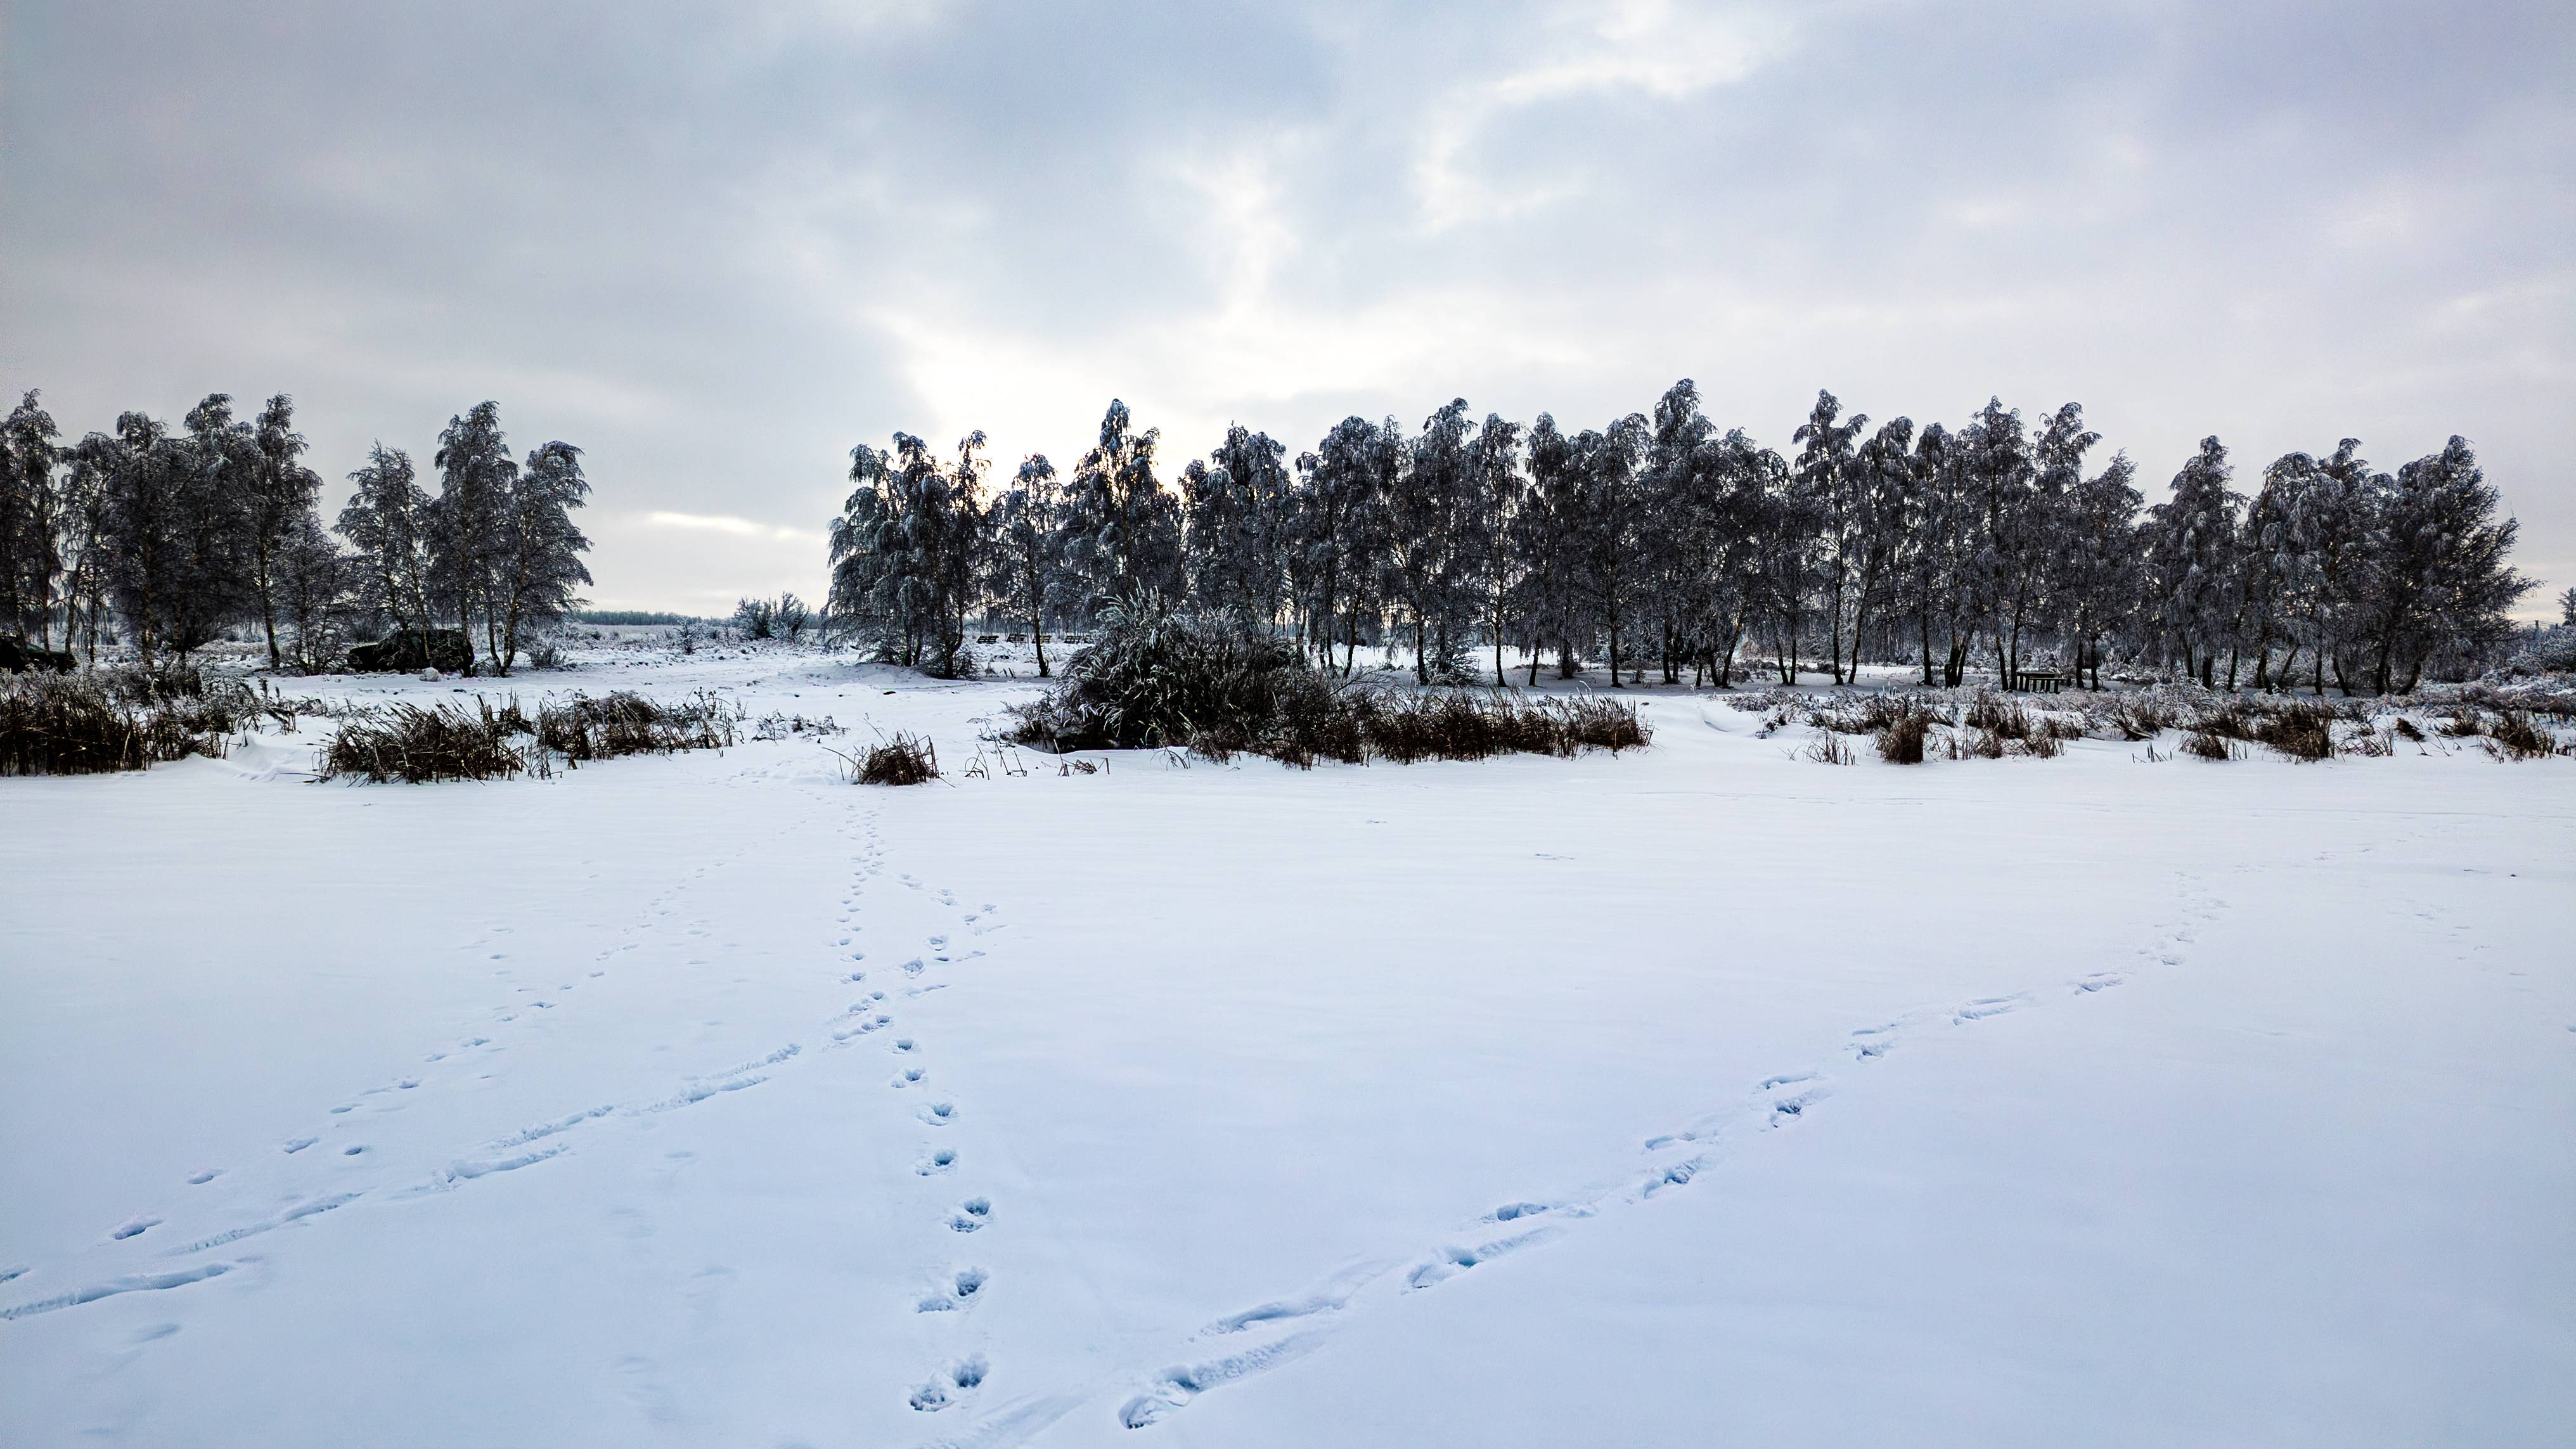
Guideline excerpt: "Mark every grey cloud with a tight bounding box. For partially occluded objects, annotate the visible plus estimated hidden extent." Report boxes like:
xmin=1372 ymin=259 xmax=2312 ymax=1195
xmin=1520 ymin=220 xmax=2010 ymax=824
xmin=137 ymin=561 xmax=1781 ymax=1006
xmin=5 ymin=0 xmax=2570 ymax=606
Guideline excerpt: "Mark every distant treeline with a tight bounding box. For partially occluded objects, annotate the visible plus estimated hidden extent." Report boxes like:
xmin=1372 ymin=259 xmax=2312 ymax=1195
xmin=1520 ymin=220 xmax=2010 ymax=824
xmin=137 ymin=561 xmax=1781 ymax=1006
xmin=0 ymin=392 xmax=591 ymax=674
xmin=830 ymin=385 xmax=2537 ymax=695
xmin=571 ymin=610 xmax=702 ymax=627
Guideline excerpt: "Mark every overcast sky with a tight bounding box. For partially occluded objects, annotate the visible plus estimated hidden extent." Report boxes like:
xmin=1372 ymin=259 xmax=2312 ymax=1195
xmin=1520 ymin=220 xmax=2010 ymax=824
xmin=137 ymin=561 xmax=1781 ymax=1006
xmin=5 ymin=1 xmax=2570 ymax=614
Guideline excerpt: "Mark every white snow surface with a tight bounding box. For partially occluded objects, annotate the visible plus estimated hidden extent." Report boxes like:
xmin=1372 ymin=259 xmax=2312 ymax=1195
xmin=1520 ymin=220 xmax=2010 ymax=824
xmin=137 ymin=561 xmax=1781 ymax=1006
xmin=4 ymin=649 xmax=2572 ymax=1446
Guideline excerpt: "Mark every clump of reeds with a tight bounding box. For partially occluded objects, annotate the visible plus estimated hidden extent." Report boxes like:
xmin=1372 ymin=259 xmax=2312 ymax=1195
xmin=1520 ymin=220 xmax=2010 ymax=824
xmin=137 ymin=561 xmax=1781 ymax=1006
xmin=320 ymin=698 xmax=539 ymax=783
xmin=0 ymin=667 xmax=267 ymax=776
xmin=318 ymin=689 xmax=740 ymax=783
xmin=2180 ymin=729 xmax=2239 ymax=761
xmin=858 ymin=732 xmax=940 ymax=785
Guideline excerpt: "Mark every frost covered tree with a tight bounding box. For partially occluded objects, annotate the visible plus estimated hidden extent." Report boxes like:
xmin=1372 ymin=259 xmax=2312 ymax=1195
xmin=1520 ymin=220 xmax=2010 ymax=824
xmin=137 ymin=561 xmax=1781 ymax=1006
xmin=242 ymin=394 xmax=325 ymax=669
xmin=2052 ymin=452 xmax=2142 ymax=689
xmin=272 ymin=513 xmax=357 ymax=672
xmin=337 ymin=444 xmax=436 ymax=653
xmin=1291 ymin=415 xmax=1392 ymax=673
xmin=987 ymin=453 xmax=1066 ymax=676
xmin=1514 ymin=413 xmax=1583 ymax=681
xmin=1059 ymin=401 xmax=1180 ymax=614
xmin=1791 ymin=390 xmax=1869 ymax=685
xmin=488 ymin=441 xmax=593 ymax=671
xmin=831 ymin=432 xmax=986 ymax=675
xmin=1388 ymin=399 xmax=1478 ymax=682
xmin=1462 ymin=412 xmax=1526 ymax=685
xmin=427 ymin=402 xmax=517 ymax=674
xmin=2560 ymin=586 xmax=2576 ymax=628
xmin=0 ymin=391 xmax=66 ymax=646
xmin=1574 ymin=413 xmax=1652 ymax=685
xmin=1185 ymin=425 xmax=1293 ymax=629
xmin=2354 ymin=437 xmax=2530 ymax=692
xmin=2144 ymin=437 xmax=2242 ymax=686
xmin=82 ymin=409 xmax=230 ymax=667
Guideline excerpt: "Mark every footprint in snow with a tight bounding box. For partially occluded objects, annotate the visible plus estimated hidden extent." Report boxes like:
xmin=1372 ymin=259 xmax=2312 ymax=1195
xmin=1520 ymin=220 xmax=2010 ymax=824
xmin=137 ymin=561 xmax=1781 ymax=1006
xmin=919 ymin=1102 xmax=956 ymax=1126
xmin=908 ymin=1354 xmax=988 ymax=1411
xmin=1405 ymin=1225 xmax=1562 ymax=1291
xmin=893 ymin=1066 xmax=926 ymax=1088
xmin=919 ymin=1266 xmax=989 ymax=1311
xmin=947 ymin=1197 xmax=991 ymax=1232
xmin=1120 ymin=1335 xmax=1325 ymax=1427
xmin=917 ymin=1149 xmax=958 ymax=1176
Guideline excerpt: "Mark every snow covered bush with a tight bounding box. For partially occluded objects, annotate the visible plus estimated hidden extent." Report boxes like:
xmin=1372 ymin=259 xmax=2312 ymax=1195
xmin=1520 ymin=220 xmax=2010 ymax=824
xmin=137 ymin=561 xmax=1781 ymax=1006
xmin=1007 ymin=598 xmax=1646 ymax=768
xmin=2496 ymin=624 xmax=2576 ymax=677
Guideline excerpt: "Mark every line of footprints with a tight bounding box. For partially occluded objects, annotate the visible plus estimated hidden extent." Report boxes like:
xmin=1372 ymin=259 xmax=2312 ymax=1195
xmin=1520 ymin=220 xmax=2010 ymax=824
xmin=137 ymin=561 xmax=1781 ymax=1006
xmin=960 ymin=874 xmax=2232 ymax=1440
xmin=3 ymin=837 xmax=782 ymax=1309
xmin=834 ymin=815 xmax=1005 ymax=1417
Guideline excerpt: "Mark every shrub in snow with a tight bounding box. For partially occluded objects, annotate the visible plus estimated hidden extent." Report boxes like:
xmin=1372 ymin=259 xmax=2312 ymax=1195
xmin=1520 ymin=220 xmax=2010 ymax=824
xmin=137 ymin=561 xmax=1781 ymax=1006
xmin=1874 ymin=707 xmax=1934 ymax=764
xmin=2485 ymin=711 xmax=2554 ymax=761
xmin=534 ymin=690 xmax=738 ymax=763
xmin=857 ymin=733 xmax=939 ymax=785
xmin=1007 ymin=598 xmax=1647 ymax=768
xmin=319 ymin=690 xmax=740 ymax=783
xmin=2180 ymin=729 xmax=2239 ymax=761
xmin=0 ymin=666 xmax=283 ymax=775
xmin=320 ymin=698 xmax=536 ymax=783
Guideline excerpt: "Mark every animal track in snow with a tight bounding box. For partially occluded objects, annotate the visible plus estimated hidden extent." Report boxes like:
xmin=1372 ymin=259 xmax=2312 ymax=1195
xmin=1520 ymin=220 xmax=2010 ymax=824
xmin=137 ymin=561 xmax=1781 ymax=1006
xmin=1403 ymin=1225 xmax=1562 ymax=1291
xmin=2 ymin=1263 xmax=235 ymax=1321
xmin=917 ymin=1266 xmax=990 ymax=1312
xmin=909 ymin=1354 xmax=988 ymax=1411
xmin=1952 ymin=996 xmax=2025 ymax=1024
xmin=917 ymin=1148 xmax=959 ymax=1175
xmin=171 ymin=1192 xmax=362 ymax=1253
xmin=919 ymin=1102 xmax=956 ymax=1126
xmin=1202 ymin=1261 xmax=1386 ymax=1335
xmin=894 ymin=1066 xmax=927 ymax=1088
xmin=1119 ymin=1334 xmax=1327 ymax=1427
xmin=946 ymin=1197 xmax=992 ymax=1232
xmin=109 ymin=1216 xmax=161 ymax=1241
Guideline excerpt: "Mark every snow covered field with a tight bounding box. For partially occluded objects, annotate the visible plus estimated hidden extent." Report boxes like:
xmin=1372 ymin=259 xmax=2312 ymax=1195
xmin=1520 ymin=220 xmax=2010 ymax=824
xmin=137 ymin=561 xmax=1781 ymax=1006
xmin=4 ymin=648 xmax=2572 ymax=1447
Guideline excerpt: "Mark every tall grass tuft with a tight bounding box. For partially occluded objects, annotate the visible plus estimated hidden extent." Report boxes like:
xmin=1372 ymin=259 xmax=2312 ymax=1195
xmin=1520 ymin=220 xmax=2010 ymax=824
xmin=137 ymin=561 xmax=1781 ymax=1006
xmin=1 ymin=667 xmax=265 ymax=776
xmin=858 ymin=732 xmax=941 ymax=785
xmin=318 ymin=689 xmax=740 ymax=783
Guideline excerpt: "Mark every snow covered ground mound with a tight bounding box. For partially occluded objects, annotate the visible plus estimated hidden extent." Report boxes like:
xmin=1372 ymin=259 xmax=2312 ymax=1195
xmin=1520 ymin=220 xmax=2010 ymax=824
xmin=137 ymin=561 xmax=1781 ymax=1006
xmin=3 ymin=649 xmax=2571 ymax=1446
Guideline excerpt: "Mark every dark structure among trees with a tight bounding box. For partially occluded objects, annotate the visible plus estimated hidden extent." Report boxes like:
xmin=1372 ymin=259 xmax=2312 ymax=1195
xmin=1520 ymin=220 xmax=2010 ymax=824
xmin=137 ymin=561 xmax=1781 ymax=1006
xmin=830 ymin=388 xmax=2537 ymax=694
xmin=0 ymin=391 xmax=591 ymax=674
